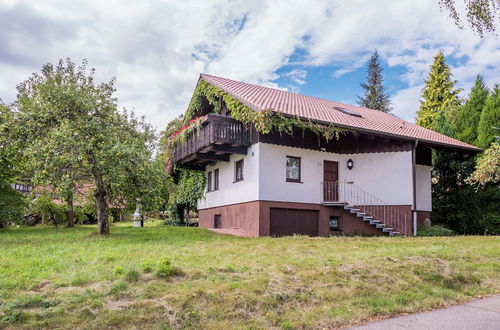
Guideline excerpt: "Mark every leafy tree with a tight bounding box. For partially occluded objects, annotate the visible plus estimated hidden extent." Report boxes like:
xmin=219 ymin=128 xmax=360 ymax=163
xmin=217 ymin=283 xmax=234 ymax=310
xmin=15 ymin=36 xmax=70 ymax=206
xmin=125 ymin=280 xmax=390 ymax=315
xmin=357 ymin=50 xmax=392 ymax=112
xmin=477 ymin=84 xmax=500 ymax=148
xmin=0 ymin=102 xmax=26 ymax=227
xmin=469 ymin=142 xmax=500 ymax=185
xmin=15 ymin=59 xmax=158 ymax=234
xmin=454 ymin=75 xmax=489 ymax=145
xmin=439 ymin=0 xmax=499 ymax=37
xmin=417 ymin=51 xmax=461 ymax=130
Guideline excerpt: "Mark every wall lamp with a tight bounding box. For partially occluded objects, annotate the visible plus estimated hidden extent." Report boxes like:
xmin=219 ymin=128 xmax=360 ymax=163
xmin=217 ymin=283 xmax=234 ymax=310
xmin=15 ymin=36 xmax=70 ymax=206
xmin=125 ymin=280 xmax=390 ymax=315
xmin=347 ymin=159 xmax=354 ymax=170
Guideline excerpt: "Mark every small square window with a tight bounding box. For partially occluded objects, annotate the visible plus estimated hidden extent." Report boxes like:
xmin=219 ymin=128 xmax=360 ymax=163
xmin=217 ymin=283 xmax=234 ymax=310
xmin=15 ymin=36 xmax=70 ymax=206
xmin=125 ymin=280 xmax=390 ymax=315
xmin=235 ymin=160 xmax=244 ymax=182
xmin=286 ymin=156 xmax=301 ymax=182
xmin=329 ymin=216 xmax=340 ymax=231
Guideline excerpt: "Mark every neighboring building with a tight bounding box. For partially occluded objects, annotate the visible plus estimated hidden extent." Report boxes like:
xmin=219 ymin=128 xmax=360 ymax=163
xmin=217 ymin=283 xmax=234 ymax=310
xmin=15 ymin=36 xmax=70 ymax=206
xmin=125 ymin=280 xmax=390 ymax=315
xmin=12 ymin=183 xmax=33 ymax=195
xmin=172 ymin=74 xmax=480 ymax=237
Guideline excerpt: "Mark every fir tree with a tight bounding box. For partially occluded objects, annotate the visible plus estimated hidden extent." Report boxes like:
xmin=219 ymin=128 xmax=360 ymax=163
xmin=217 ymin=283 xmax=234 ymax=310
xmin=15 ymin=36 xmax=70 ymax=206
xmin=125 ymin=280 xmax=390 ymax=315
xmin=477 ymin=84 xmax=500 ymax=149
xmin=417 ymin=51 xmax=461 ymax=130
xmin=454 ymin=75 xmax=489 ymax=145
xmin=357 ymin=50 xmax=392 ymax=112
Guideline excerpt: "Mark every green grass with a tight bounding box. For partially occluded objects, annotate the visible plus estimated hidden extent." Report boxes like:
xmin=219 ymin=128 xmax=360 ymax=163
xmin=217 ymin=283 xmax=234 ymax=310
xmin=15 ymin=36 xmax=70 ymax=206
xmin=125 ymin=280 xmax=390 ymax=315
xmin=0 ymin=221 xmax=499 ymax=329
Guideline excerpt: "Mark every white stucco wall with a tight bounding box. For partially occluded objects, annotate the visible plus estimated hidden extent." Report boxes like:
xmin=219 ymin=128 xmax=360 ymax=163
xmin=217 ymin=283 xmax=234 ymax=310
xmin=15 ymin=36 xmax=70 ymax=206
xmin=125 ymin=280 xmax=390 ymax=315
xmin=198 ymin=142 xmax=428 ymax=209
xmin=197 ymin=144 xmax=260 ymax=210
xmin=415 ymin=165 xmax=432 ymax=211
xmin=258 ymin=143 xmax=414 ymax=205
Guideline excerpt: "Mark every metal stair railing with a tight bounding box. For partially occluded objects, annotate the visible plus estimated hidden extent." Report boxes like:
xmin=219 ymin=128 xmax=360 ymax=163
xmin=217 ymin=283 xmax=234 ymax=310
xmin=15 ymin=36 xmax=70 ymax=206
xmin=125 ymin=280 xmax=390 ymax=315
xmin=324 ymin=181 xmax=408 ymax=236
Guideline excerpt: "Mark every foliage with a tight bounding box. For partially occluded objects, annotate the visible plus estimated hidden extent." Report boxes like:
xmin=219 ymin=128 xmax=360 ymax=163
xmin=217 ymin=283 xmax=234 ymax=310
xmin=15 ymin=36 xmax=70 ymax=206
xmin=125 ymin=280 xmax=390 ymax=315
xmin=113 ymin=266 xmax=124 ymax=276
xmin=15 ymin=59 xmax=159 ymax=234
xmin=432 ymin=109 xmax=500 ymax=235
xmin=432 ymin=111 xmax=480 ymax=233
xmin=141 ymin=259 xmax=154 ymax=273
xmin=477 ymin=84 xmax=500 ymax=149
xmin=468 ymin=142 xmax=500 ymax=185
xmin=454 ymin=75 xmax=490 ymax=145
xmin=30 ymin=193 xmax=67 ymax=227
xmin=417 ymin=225 xmax=455 ymax=236
xmin=416 ymin=51 xmax=461 ymax=130
xmin=156 ymin=256 xmax=172 ymax=278
xmin=439 ymin=0 xmax=499 ymax=37
xmin=0 ymin=224 xmax=499 ymax=328
xmin=357 ymin=50 xmax=392 ymax=112
xmin=0 ymin=103 xmax=26 ymax=227
xmin=184 ymin=79 xmax=348 ymax=140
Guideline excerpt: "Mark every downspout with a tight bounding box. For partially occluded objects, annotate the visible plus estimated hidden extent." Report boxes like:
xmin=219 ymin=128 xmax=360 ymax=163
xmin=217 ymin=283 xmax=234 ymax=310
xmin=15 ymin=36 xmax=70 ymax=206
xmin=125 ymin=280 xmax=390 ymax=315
xmin=412 ymin=140 xmax=418 ymax=236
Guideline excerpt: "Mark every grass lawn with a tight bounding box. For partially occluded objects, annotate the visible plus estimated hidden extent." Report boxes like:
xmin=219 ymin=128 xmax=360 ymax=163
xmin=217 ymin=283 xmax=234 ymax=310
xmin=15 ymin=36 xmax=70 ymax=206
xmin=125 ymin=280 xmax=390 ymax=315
xmin=0 ymin=221 xmax=499 ymax=329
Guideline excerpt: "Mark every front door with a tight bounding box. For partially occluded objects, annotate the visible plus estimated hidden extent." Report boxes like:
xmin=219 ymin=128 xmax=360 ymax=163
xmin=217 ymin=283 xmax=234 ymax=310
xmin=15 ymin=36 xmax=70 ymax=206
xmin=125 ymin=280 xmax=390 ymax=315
xmin=324 ymin=161 xmax=339 ymax=201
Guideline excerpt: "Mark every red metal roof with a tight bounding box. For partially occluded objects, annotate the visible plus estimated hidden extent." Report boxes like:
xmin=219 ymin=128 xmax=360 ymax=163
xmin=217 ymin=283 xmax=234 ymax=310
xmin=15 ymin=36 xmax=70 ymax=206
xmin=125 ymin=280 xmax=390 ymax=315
xmin=200 ymin=74 xmax=480 ymax=152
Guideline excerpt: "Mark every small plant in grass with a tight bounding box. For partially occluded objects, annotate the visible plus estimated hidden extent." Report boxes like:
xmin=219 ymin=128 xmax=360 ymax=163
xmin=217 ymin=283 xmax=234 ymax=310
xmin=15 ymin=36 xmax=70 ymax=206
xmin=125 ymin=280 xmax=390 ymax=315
xmin=125 ymin=269 xmax=140 ymax=282
xmin=142 ymin=259 xmax=154 ymax=273
xmin=113 ymin=266 xmax=124 ymax=276
xmin=156 ymin=257 xmax=172 ymax=278
xmin=1 ymin=309 xmax=27 ymax=323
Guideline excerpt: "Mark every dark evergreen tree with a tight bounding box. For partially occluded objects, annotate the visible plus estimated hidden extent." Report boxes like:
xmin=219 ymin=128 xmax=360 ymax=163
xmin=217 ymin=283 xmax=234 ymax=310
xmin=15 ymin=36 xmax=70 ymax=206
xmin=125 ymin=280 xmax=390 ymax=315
xmin=477 ymin=84 xmax=500 ymax=149
xmin=455 ymin=75 xmax=489 ymax=145
xmin=357 ymin=50 xmax=392 ymax=112
xmin=431 ymin=110 xmax=483 ymax=234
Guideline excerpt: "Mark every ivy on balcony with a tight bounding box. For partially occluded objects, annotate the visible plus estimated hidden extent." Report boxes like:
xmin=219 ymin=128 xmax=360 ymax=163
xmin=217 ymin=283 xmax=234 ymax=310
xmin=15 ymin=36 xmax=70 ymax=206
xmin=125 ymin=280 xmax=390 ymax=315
xmin=184 ymin=79 xmax=350 ymax=141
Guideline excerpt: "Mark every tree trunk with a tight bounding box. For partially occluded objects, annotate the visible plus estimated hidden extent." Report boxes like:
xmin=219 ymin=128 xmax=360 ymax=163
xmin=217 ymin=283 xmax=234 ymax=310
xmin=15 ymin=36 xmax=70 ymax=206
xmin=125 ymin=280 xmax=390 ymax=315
xmin=92 ymin=167 xmax=109 ymax=235
xmin=66 ymin=192 xmax=75 ymax=227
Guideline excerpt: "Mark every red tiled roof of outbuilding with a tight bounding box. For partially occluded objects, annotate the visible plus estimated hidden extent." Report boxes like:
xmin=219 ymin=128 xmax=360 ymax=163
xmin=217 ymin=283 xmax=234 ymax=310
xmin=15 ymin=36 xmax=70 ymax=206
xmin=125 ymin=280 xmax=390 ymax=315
xmin=199 ymin=73 xmax=480 ymax=152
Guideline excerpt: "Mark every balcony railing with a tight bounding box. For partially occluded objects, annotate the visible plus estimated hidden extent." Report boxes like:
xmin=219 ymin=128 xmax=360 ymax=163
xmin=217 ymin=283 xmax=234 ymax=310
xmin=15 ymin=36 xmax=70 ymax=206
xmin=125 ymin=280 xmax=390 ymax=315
xmin=172 ymin=115 xmax=251 ymax=164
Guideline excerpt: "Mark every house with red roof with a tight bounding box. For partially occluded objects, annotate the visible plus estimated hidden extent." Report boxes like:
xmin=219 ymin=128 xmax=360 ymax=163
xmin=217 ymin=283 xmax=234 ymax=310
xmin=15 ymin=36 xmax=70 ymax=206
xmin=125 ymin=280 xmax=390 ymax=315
xmin=171 ymin=74 xmax=480 ymax=237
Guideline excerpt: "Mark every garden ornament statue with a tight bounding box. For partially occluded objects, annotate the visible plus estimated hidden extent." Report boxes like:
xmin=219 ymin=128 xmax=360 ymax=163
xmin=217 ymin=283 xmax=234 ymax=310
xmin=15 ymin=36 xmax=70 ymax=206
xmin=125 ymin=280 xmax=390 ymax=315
xmin=133 ymin=199 xmax=144 ymax=228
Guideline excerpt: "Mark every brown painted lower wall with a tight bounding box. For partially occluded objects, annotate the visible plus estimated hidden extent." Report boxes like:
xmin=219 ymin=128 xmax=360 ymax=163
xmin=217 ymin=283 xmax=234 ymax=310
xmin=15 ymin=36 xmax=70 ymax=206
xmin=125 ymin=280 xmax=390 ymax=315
xmin=199 ymin=201 xmax=414 ymax=237
xmin=416 ymin=211 xmax=431 ymax=226
xmin=198 ymin=201 xmax=260 ymax=236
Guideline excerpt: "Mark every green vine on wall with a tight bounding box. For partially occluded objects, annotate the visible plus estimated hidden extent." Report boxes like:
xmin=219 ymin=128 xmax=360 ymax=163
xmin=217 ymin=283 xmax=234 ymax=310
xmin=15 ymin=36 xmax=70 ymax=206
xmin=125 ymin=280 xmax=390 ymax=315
xmin=184 ymin=79 xmax=350 ymax=142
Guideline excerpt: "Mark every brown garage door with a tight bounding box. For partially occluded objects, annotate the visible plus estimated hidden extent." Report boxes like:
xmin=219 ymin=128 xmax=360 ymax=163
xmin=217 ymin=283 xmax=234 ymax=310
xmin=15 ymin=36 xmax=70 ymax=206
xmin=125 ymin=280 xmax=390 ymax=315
xmin=270 ymin=208 xmax=319 ymax=237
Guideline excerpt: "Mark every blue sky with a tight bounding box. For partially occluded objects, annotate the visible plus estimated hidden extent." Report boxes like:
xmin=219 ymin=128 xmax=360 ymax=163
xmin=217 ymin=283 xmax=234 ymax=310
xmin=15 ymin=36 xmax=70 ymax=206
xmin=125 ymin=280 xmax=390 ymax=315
xmin=0 ymin=0 xmax=499 ymax=128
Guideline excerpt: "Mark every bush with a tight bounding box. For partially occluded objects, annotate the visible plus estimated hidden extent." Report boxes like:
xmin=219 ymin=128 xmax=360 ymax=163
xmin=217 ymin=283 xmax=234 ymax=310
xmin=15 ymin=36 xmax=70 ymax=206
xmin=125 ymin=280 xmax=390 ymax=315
xmin=113 ymin=266 xmax=124 ymax=276
xmin=156 ymin=257 xmax=172 ymax=278
xmin=142 ymin=259 xmax=153 ymax=273
xmin=417 ymin=225 xmax=455 ymax=237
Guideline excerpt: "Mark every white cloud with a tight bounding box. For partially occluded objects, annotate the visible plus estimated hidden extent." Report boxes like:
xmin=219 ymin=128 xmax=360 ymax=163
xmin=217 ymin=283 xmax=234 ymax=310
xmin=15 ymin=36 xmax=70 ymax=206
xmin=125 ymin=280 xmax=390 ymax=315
xmin=0 ymin=0 xmax=498 ymax=130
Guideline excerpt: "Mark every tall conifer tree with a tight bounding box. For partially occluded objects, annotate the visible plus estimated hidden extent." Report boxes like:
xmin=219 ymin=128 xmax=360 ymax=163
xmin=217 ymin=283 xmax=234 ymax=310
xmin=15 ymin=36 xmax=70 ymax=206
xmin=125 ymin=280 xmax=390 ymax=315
xmin=417 ymin=51 xmax=461 ymax=130
xmin=357 ymin=50 xmax=392 ymax=112
xmin=455 ymin=75 xmax=489 ymax=145
xmin=477 ymin=85 xmax=500 ymax=149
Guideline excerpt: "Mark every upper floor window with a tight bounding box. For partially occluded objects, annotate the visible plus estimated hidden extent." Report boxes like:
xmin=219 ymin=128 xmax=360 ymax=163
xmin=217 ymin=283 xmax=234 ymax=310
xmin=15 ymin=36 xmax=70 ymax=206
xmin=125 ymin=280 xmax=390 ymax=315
xmin=235 ymin=159 xmax=244 ymax=182
xmin=214 ymin=169 xmax=219 ymax=190
xmin=286 ymin=156 xmax=301 ymax=182
xmin=207 ymin=171 xmax=213 ymax=192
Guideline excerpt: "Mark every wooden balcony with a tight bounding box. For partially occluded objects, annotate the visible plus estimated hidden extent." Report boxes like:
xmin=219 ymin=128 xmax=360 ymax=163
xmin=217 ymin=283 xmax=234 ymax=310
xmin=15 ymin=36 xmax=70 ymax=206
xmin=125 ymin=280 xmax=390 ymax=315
xmin=172 ymin=114 xmax=251 ymax=169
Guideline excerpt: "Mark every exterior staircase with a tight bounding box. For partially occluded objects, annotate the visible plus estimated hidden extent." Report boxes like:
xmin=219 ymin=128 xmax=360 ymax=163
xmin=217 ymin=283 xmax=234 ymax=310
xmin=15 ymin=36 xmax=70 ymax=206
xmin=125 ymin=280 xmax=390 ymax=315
xmin=323 ymin=181 xmax=409 ymax=236
xmin=343 ymin=204 xmax=402 ymax=236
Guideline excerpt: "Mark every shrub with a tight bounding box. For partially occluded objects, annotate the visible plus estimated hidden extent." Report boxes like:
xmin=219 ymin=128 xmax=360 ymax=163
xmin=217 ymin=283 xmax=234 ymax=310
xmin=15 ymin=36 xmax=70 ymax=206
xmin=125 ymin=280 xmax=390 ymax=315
xmin=417 ymin=225 xmax=454 ymax=237
xmin=142 ymin=259 xmax=153 ymax=273
xmin=125 ymin=269 xmax=140 ymax=282
xmin=156 ymin=257 xmax=172 ymax=278
xmin=113 ymin=266 xmax=124 ymax=276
